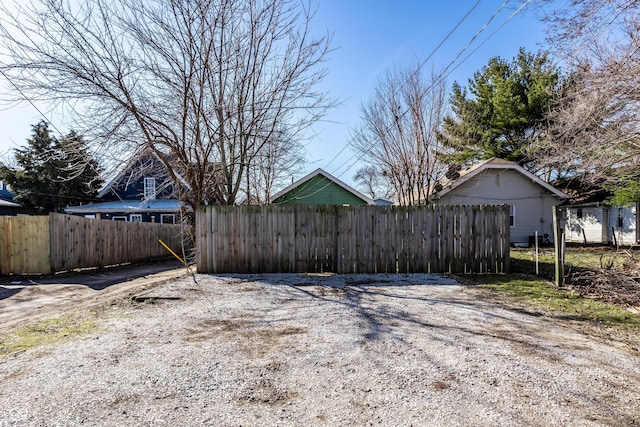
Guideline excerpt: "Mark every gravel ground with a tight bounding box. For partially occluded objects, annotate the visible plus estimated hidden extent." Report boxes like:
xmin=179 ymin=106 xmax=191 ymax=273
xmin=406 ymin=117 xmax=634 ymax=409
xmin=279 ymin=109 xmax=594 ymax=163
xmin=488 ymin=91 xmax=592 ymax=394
xmin=1 ymin=273 xmax=639 ymax=426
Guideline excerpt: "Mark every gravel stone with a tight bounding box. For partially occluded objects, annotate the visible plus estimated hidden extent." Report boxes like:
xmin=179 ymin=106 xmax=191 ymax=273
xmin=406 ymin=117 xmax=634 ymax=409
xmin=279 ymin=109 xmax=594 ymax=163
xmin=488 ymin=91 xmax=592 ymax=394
xmin=1 ymin=273 xmax=639 ymax=426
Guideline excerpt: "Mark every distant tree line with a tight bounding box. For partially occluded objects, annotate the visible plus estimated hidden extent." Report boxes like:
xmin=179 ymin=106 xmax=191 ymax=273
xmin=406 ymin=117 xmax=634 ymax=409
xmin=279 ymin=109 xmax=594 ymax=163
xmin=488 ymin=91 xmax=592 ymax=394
xmin=0 ymin=0 xmax=637 ymax=207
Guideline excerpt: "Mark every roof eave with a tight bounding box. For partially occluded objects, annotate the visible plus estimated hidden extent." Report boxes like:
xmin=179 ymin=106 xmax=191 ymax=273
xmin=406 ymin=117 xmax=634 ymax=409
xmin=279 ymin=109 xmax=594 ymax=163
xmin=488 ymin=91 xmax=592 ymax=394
xmin=272 ymin=168 xmax=375 ymax=205
xmin=436 ymin=162 xmax=569 ymax=199
xmin=97 ymin=147 xmax=192 ymax=198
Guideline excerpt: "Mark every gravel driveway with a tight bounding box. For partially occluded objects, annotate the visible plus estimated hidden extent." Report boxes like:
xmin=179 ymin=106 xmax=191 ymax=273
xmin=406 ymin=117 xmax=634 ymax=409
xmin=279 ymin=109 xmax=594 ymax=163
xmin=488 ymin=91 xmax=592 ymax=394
xmin=1 ymin=273 xmax=639 ymax=426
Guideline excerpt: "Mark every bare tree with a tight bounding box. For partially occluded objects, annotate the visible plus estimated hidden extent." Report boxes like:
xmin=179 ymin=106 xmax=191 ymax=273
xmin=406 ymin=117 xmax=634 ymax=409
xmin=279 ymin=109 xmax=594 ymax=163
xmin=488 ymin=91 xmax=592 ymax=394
xmin=353 ymin=165 xmax=394 ymax=201
xmin=244 ymin=127 xmax=305 ymax=204
xmin=535 ymin=64 xmax=638 ymax=181
xmin=352 ymin=63 xmax=447 ymax=205
xmin=0 ymin=0 xmax=333 ymax=207
xmin=533 ymin=1 xmax=640 ymax=200
xmin=538 ymin=0 xmax=640 ymax=63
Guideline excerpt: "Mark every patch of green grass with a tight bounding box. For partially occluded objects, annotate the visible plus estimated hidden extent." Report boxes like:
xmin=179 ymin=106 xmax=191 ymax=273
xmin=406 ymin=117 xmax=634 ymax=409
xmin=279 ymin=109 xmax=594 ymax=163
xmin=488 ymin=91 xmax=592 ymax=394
xmin=471 ymin=273 xmax=640 ymax=329
xmin=0 ymin=315 xmax=98 ymax=356
xmin=510 ymin=247 xmax=636 ymax=278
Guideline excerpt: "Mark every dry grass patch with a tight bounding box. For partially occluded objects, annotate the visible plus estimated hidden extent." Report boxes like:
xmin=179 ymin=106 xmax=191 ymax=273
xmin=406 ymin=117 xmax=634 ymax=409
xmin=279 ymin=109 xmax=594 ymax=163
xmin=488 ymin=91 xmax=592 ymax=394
xmin=0 ymin=314 xmax=99 ymax=356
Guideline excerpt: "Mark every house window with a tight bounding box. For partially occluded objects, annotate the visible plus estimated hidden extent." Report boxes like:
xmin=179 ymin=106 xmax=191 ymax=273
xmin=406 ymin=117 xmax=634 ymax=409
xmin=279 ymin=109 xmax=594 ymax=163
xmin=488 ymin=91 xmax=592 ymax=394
xmin=618 ymin=208 xmax=624 ymax=228
xmin=112 ymin=216 xmax=127 ymax=221
xmin=577 ymin=208 xmax=583 ymax=219
xmin=509 ymin=205 xmax=515 ymax=228
xmin=160 ymin=214 xmax=175 ymax=224
xmin=130 ymin=214 xmax=143 ymax=222
xmin=144 ymin=177 xmax=156 ymax=199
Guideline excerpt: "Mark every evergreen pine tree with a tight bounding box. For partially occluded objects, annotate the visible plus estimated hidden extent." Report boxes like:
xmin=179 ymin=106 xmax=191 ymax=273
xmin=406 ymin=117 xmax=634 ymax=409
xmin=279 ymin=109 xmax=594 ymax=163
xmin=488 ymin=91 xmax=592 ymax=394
xmin=439 ymin=49 xmax=560 ymax=169
xmin=0 ymin=121 xmax=103 ymax=213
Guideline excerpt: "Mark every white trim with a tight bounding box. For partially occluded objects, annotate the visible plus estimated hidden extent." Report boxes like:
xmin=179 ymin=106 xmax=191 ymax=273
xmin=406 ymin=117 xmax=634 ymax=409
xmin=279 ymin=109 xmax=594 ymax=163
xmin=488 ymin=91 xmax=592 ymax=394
xmin=144 ymin=177 xmax=156 ymax=199
xmin=271 ymin=168 xmax=375 ymax=205
xmin=112 ymin=216 xmax=127 ymax=221
xmin=0 ymin=199 xmax=20 ymax=208
xmin=64 ymin=199 xmax=185 ymax=214
xmin=509 ymin=205 xmax=516 ymax=228
xmin=130 ymin=214 xmax=143 ymax=222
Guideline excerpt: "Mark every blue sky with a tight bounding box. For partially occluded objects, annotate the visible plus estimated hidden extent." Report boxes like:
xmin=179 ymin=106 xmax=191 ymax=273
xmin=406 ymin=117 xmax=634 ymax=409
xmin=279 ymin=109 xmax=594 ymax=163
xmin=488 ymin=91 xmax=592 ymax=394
xmin=307 ymin=0 xmax=548 ymax=186
xmin=0 ymin=0 xmax=548 ymax=188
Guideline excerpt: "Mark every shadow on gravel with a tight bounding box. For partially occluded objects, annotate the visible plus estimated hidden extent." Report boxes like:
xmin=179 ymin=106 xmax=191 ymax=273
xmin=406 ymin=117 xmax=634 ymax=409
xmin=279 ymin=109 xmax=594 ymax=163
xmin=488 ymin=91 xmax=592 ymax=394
xmin=0 ymin=286 xmax=22 ymax=300
xmin=216 ymin=273 xmax=527 ymax=344
xmin=0 ymin=259 xmax=184 ymax=291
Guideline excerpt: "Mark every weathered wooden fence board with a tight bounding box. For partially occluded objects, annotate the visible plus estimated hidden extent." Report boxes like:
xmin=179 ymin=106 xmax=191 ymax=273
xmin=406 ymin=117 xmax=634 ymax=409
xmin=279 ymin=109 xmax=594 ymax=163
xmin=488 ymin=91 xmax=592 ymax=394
xmin=49 ymin=213 xmax=187 ymax=272
xmin=196 ymin=205 xmax=510 ymax=274
xmin=0 ymin=215 xmax=50 ymax=275
xmin=0 ymin=213 xmax=188 ymax=275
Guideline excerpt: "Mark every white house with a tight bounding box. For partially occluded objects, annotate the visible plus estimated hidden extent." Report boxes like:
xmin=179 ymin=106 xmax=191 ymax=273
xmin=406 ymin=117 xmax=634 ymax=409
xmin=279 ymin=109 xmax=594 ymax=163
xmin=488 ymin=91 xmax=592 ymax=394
xmin=564 ymin=202 xmax=638 ymax=246
xmin=428 ymin=158 xmax=569 ymax=246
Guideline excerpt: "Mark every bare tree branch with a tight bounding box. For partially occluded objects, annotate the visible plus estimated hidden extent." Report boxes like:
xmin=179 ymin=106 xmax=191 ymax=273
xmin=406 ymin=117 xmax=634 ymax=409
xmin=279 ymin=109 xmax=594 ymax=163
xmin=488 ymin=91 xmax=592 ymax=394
xmin=351 ymin=62 xmax=448 ymax=205
xmin=0 ymin=0 xmax=334 ymax=207
xmin=533 ymin=0 xmax=640 ymax=199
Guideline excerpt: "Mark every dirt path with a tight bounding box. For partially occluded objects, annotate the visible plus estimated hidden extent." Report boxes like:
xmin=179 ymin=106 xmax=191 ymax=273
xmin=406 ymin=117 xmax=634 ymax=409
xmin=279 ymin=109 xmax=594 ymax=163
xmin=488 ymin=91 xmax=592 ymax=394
xmin=0 ymin=262 xmax=190 ymax=332
xmin=1 ymin=273 xmax=639 ymax=426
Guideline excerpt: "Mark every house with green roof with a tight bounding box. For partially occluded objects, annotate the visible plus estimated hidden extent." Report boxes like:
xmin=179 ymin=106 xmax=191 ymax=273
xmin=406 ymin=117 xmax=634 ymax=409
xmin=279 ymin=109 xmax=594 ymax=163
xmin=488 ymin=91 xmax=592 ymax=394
xmin=271 ymin=168 xmax=374 ymax=206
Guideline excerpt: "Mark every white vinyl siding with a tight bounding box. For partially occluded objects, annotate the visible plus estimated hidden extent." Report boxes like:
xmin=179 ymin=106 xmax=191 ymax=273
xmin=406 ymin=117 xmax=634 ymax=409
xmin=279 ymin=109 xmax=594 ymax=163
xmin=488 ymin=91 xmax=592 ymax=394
xmin=436 ymin=169 xmax=560 ymax=245
xmin=565 ymin=204 xmax=638 ymax=245
xmin=608 ymin=204 xmax=637 ymax=245
xmin=565 ymin=206 xmax=608 ymax=244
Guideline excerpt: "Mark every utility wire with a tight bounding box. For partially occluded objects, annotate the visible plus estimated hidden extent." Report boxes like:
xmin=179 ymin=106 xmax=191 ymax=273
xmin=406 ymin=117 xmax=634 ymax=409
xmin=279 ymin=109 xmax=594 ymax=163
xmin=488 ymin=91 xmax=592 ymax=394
xmin=321 ymin=0 xmax=483 ymax=174
xmin=287 ymin=1 xmax=489 ymax=203
xmin=329 ymin=0 xmax=529 ymax=188
xmin=1 ymin=0 xmax=530 ymax=205
xmin=333 ymin=0 xmax=516 ymax=183
xmin=446 ymin=0 xmax=533 ymax=77
xmin=0 ymin=68 xmax=65 ymax=138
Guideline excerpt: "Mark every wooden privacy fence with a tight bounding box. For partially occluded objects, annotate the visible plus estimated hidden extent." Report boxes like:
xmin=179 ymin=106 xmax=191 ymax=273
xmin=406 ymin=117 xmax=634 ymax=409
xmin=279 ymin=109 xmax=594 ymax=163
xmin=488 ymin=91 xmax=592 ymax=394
xmin=196 ymin=205 xmax=510 ymax=274
xmin=0 ymin=213 xmax=188 ymax=275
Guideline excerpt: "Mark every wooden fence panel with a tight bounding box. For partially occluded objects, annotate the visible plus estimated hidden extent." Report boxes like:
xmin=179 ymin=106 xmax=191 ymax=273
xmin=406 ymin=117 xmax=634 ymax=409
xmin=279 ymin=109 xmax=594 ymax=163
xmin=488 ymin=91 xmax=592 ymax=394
xmin=0 ymin=216 xmax=50 ymax=275
xmin=0 ymin=213 xmax=185 ymax=275
xmin=196 ymin=205 xmax=510 ymax=274
xmin=49 ymin=213 xmax=188 ymax=273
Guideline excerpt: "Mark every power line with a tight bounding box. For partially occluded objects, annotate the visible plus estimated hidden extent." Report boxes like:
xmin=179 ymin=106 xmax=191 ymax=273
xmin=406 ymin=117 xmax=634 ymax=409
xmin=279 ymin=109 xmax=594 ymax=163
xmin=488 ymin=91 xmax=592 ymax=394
xmin=438 ymin=1 xmax=533 ymax=85
xmin=321 ymin=0 xmax=483 ymax=174
xmin=286 ymin=1 xmax=526 ymax=203
xmin=0 ymin=68 xmax=65 ymax=139
xmin=329 ymin=0 xmax=530 ymax=187
xmin=293 ymin=1 xmax=489 ymax=202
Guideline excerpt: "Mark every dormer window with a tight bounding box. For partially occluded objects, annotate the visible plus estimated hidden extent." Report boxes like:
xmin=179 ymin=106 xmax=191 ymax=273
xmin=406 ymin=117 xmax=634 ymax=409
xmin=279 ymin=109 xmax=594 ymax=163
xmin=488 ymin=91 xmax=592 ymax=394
xmin=143 ymin=177 xmax=156 ymax=199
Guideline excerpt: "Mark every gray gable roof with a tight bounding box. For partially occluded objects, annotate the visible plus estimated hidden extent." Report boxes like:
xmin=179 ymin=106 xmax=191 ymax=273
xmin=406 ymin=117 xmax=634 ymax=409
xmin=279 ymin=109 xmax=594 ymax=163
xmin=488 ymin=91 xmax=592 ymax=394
xmin=432 ymin=158 xmax=569 ymax=200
